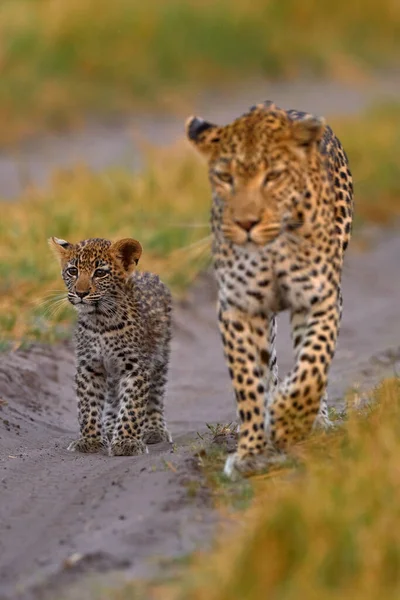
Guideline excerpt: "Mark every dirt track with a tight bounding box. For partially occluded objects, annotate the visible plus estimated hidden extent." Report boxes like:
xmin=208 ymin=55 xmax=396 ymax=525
xmin=1 ymin=231 xmax=400 ymax=599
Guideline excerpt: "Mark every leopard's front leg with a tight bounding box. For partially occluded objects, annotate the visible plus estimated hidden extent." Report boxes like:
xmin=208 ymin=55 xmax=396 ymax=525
xmin=269 ymin=292 xmax=340 ymax=449
xmin=102 ymin=375 xmax=119 ymax=441
xmin=108 ymin=363 xmax=150 ymax=457
xmin=68 ymin=362 xmax=108 ymax=453
xmin=291 ymin=308 xmax=330 ymax=429
xmin=218 ymin=299 xmax=278 ymax=478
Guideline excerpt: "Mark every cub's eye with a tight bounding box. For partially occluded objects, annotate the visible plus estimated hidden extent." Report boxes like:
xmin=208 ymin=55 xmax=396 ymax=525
xmin=263 ymin=170 xmax=286 ymax=186
xmin=93 ymin=268 xmax=109 ymax=278
xmin=66 ymin=266 xmax=78 ymax=277
xmin=215 ymin=172 xmax=234 ymax=185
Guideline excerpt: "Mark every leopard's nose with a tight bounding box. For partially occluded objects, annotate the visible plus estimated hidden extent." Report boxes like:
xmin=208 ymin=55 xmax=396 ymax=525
xmin=76 ymin=290 xmax=89 ymax=299
xmin=235 ymin=219 xmax=260 ymax=232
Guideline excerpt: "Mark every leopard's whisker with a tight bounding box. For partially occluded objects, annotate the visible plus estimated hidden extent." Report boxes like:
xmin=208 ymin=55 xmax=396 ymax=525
xmin=43 ymin=298 xmax=70 ymax=319
xmin=31 ymin=292 xmax=67 ymax=308
xmin=35 ymin=297 xmax=68 ymax=313
xmin=169 ymin=235 xmax=212 ymax=255
xmin=165 ymin=222 xmax=209 ymax=229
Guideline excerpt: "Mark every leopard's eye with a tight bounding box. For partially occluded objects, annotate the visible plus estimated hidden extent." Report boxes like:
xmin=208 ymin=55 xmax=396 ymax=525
xmin=263 ymin=169 xmax=286 ymax=186
xmin=66 ymin=266 xmax=78 ymax=277
xmin=93 ymin=268 xmax=109 ymax=278
xmin=215 ymin=172 xmax=234 ymax=185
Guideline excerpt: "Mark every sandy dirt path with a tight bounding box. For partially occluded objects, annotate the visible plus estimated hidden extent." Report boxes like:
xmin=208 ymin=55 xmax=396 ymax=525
xmin=1 ymin=231 xmax=400 ymax=600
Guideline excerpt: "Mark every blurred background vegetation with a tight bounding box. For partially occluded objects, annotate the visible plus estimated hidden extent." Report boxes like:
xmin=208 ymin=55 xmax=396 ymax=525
xmin=0 ymin=0 xmax=399 ymax=142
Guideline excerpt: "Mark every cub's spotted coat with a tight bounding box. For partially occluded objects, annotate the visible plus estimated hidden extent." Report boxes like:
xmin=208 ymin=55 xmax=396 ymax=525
xmin=50 ymin=236 xmax=172 ymax=456
xmin=186 ymin=101 xmax=353 ymax=477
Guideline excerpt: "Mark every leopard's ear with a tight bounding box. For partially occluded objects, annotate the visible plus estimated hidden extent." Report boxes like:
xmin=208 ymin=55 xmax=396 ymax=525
xmin=185 ymin=116 xmax=221 ymax=157
xmin=48 ymin=236 xmax=72 ymax=266
xmin=111 ymin=238 xmax=142 ymax=274
xmin=291 ymin=115 xmax=326 ymax=148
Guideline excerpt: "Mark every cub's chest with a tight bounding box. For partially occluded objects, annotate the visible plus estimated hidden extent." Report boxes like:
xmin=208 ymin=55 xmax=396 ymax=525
xmin=77 ymin=319 xmax=131 ymax=357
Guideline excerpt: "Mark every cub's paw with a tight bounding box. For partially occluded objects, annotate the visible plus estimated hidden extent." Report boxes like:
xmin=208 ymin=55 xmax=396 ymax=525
xmin=223 ymin=448 xmax=286 ymax=480
xmin=67 ymin=437 xmax=106 ymax=454
xmin=108 ymin=438 xmax=148 ymax=457
xmin=143 ymin=428 xmax=172 ymax=445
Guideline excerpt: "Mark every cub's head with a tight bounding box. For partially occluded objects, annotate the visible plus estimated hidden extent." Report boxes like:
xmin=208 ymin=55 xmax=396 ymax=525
xmin=49 ymin=237 xmax=142 ymax=313
xmin=186 ymin=101 xmax=326 ymax=246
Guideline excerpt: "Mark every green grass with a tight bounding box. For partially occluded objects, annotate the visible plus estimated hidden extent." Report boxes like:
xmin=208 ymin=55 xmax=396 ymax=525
xmin=0 ymin=103 xmax=399 ymax=344
xmin=0 ymin=0 xmax=399 ymax=142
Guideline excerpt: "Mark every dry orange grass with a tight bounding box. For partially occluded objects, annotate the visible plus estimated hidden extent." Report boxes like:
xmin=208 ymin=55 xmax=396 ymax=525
xmin=112 ymin=379 xmax=400 ymax=600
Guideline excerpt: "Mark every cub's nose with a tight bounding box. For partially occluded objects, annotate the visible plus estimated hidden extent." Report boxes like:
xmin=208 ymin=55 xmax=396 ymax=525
xmin=76 ymin=290 xmax=90 ymax=299
xmin=235 ymin=219 xmax=260 ymax=232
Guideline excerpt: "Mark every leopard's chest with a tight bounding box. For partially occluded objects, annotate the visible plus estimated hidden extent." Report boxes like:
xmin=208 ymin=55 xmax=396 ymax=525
xmin=213 ymin=236 xmax=332 ymax=315
xmin=215 ymin=243 xmax=284 ymax=314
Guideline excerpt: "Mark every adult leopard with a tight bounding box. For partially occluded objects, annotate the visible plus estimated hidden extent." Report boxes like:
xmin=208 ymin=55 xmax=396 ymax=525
xmin=186 ymin=101 xmax=353 ymax=477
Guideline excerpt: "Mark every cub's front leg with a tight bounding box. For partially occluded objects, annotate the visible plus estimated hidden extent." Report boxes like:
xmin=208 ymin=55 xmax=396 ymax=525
xmin=68 ymin=362 xmax=108 ymax=453
xmin=108 ymin=362 xmax=150 ymax=457
xmin=102 ymin=375 xmax=119 ymax=441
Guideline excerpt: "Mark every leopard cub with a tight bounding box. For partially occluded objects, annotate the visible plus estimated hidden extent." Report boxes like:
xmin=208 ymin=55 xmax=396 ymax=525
xmin=49 ymin=236 xmax=172 ymax=456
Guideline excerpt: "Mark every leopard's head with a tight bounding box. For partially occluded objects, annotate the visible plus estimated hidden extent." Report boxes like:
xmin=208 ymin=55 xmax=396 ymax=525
xmin=49 ymin=237 xmax=142 ymax=314
xmin=186 ymin=101 xmax=326 ymax=246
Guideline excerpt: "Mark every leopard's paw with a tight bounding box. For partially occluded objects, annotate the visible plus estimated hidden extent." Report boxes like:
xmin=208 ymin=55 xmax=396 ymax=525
xmin=108 ymin=437 xmax=148 ymax=457
xmin=223 ymin=448 xmax=285 ymax=480
xmin=143 ymin=428 xmax=172 ymax=445
xmin=313 ymin=412 xmax=334 ymax=431
xmin=67 ymin=437 xmax=106 ymax=454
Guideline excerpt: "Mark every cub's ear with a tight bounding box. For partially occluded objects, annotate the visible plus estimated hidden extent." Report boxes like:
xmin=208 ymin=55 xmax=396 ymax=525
xmin=111 ymin=238 xmax=142 ymax=274
xmin=291 ymin=115 xmax=326 ymax=148
xmin=185 ymin=116 xmax=221 ymax=156
xmin=48 ymin=236 xmax=72 ymax=266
